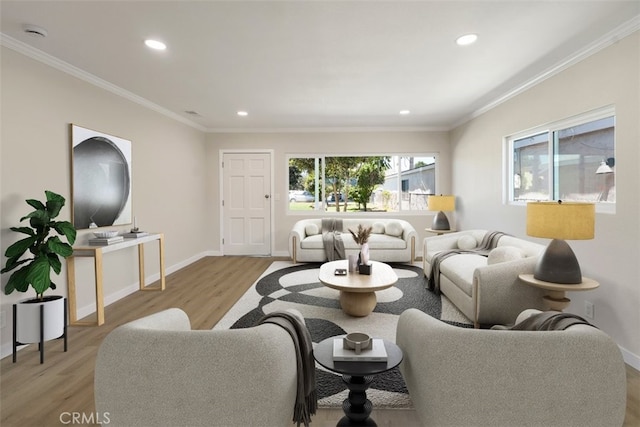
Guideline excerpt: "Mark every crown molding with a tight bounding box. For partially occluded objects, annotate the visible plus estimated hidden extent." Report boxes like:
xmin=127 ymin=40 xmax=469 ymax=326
xmin=0 ymin=33 xmax=207 ymax=132
xmin=453 ymin=15 xmax=640 ymax=130
xmin=3 ymin=13 xmax=638 ymax=135
xmin=206 ymin=125 xmax=447 ymax=134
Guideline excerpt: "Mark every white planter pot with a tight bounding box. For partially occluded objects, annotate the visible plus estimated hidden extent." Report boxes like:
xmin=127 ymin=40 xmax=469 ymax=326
xmin=15 ymin=295 xmax=65 ymax=344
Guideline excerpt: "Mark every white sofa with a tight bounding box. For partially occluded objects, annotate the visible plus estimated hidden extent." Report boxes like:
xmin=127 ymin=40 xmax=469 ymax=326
xmin=94 ymin=308 xmax=299 ymax=427
xmin=396 ymin=308 xmax=627 ymax=427
xmin=289 ymin=218 xmax=417 ymax=263
xmin=423 ymin=229 xmax=547 ymax=326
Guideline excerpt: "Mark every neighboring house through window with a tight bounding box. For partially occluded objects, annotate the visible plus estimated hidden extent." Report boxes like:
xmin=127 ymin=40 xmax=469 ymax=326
xmin=507 ymin=106 xmax=615 ymax=212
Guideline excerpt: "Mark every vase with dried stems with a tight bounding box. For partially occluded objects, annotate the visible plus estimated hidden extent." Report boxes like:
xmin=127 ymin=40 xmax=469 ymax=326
xmin=349 ymin=224 xmax=372 ymax=267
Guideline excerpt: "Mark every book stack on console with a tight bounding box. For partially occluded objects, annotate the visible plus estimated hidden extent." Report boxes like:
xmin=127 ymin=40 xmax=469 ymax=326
xmin=89 ymin=236 xmax=124 ymax=246
xmin=123 ymin=231 xmax=149 ymax=238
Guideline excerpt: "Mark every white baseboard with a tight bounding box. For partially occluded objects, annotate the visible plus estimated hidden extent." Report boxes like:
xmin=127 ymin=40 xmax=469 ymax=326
xmin=620 ymin=345 xmax=640 ymax=371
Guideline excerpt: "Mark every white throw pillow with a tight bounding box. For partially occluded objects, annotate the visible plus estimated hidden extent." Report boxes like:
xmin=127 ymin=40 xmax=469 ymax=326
xmin=457 ymin=235 xmax=477 ymax=250
xmin=385 ymin=221 xmax=403 ymax=237
xmin=371 ymin=222 xmax=385 ymax=234
xmin=487 ymin=246 xmax=524 ymax=265
xmin=305 ymin=223 xmax=319 ymax=236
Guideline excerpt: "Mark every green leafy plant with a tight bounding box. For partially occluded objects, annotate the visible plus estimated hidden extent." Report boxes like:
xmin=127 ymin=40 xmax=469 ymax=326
xmin=1 ymin=191 xmax=77 ymax=300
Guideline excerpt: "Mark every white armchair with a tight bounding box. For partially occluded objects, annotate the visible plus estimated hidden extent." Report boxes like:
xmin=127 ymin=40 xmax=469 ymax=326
xmin=396 ymin=308 xmax=627 ymax=427
xmin=95 ymin=308 xmax=299 ymax=427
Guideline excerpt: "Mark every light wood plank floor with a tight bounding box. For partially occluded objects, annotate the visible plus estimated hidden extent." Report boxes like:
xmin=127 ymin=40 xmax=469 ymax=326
xmin=1 ymin=256 xmax=638 ymax=426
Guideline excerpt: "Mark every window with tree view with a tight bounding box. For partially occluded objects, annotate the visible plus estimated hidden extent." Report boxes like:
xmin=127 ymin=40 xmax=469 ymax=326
xmin=509 ymin=108 xmax=615 ymax=206
xmin=288 ymin=155 xmax=437 ymax=213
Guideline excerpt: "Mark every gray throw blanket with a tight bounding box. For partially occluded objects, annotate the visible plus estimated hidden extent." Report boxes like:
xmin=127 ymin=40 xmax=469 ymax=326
xmin=427 ymin=231 xmax=508 ymax=294
xmin=507 ymin=311 xmax=595 ymax=331
xmin=322 ymin=218 xmax=345 ymax=261
xmin=258 ymin=311 xmax=317 ymax=427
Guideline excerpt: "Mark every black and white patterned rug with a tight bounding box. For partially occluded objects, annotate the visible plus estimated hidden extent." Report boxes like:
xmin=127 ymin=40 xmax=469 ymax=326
xmin=213 ymin=261 xmax=472 ymax=409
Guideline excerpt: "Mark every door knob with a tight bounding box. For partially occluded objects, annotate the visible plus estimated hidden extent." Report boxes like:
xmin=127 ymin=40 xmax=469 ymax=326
xmin=264 ymin=194 xmax=270 ymax=199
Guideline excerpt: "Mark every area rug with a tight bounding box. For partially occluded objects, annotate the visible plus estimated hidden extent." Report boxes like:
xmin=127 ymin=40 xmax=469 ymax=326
xmin=213 ymin=261 xmax=472 ymax=409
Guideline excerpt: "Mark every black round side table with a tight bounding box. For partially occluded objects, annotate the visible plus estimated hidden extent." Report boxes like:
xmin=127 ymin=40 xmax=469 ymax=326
xmin=313 ymin=336 xmax=403 ymax=426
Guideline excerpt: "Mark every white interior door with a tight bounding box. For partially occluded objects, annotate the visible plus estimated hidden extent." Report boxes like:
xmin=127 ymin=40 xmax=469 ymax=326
xmin=222 ymin=152 xmax=271 ymax=256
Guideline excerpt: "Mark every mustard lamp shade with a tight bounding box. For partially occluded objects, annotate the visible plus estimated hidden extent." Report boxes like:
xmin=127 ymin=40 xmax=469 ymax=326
xmin=526 ymin=201 xmax=595 ymax=240
xmin=427 ymin=195 xmax=455 ymax=212
xmin=526 ymin=201 xmax=595 ymax=284
xmin=428 ymin=195 xmax=455 ymax=230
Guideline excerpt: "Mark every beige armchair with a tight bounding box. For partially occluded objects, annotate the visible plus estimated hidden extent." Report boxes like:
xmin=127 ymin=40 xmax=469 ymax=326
xmin=95 ymin=308 xmax=298 ymax=427
xmin=396 ymin=308 xmax=627 ymax=427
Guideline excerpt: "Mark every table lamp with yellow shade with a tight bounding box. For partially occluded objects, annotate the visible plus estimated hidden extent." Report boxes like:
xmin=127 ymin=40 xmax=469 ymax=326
xmin=526 ymin=200 xmax=595 ymax=284
xmin=427 ymin=195 xmax=455 ymax=231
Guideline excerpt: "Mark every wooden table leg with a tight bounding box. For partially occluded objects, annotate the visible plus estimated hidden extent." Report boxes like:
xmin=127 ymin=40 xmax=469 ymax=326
xmin=158 ymin=234 xmax=166 ymax=290
xmin=138 ymin=243 xmax=146 ymax=290
xmin=139 ymin=235 xmax=166 ymax=292
xmin=95 ymin=251 xmax=105 ymax=326
xmin=543 ymin=290 xmax=570 ymax=311
xmin=340 ymin=291 xmax=377 ymax=317
xmin=66 ymin=257 xmax=78 ymax=324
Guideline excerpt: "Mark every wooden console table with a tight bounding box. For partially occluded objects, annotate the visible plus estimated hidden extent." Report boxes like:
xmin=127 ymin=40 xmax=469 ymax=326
xmin=66 ymin=233 xmax=165 ymax=326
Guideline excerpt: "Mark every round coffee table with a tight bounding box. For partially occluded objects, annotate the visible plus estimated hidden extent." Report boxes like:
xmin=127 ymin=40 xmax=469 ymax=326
xmin=314 ymin=336 xmax=403 ymax=426
xmin=318 ymin=260 xmax=398 ymax=317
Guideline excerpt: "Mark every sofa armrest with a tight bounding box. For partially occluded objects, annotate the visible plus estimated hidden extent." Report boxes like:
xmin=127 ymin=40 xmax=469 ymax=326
xmin=396 ymin=308 xmax=627 ymax=427
xmin=95 ymin=310 xmax=298 ymax=426
xmin=400 ymin=222 xmax=418 ymax=263
xmin=117 ymin=307 xmax=191 ymax=331
xmin=289 ymin=221 xmax=309 ymax=262
xmin=472 ymin=257 xmax=547 ymax=325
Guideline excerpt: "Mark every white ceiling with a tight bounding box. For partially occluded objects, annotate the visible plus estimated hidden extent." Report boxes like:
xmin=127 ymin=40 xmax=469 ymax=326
xmin=1 ymin=1 xmax=639 ymax=132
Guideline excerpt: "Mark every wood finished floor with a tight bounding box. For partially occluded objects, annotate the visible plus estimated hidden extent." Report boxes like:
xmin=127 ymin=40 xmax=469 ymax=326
xmin=1 ymin=256 xmax=638 ymax=427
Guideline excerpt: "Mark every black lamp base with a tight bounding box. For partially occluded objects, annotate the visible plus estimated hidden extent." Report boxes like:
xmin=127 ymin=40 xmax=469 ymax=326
xmin=534 ymin=239 xmax=583 ymax=284
xmin=431 ymin=211 xmax=451 ymax=231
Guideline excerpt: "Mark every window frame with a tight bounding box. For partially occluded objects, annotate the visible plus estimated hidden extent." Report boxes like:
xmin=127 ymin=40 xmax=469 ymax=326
xmin=286 ymin=153 xmax=440 ymax=216
xmin=504 ymin=105 xmax=616 ymax=214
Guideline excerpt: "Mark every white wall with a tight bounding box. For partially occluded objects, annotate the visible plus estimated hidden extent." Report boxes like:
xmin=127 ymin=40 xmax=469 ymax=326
xmin=206 ymin=131 xmax=452 ymax=256
xmin=0 ymin=47 xmax=209 ymax=357
xmin=450 ymin=32 xmax=640 ymax=367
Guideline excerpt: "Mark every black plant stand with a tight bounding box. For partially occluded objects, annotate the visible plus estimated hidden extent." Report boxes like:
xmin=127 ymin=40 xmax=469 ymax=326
xmin=314 ymin=336 xmax=403 ymax=426
xmin=13 ymin=297 xmax=68 ymax=364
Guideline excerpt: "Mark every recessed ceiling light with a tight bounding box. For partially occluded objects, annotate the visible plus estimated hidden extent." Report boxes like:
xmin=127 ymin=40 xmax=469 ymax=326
xmin=399 ymin=110 xmax=411 ymax=115
xmin=144 ymin=39 xmax=166 ymax=50
xmin=456 ymin=34 xmax=478 ymax=46
xmin=237 ymin=111 xmax=249 ymax=117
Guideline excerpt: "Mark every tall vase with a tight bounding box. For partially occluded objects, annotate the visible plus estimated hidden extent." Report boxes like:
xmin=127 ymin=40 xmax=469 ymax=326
xmin=360 ymin=243 xmax=370 ymax=265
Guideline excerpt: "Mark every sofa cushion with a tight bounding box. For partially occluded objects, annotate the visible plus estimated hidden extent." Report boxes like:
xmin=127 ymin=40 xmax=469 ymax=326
xmin=367 ymin=234 xmax=407 ymax=249
xmin=305 ymin=223 xmax=320 ymax=236
xmin=371 ymin=222 xmax=385 ymax=234
xmin=385 ymin=221 xmax=404 ymax=237
xmin=439 ymin=254 xmax=488 ymax=297
xmin=487 ymin=246 xmax=524 ymax=265
xmin=457 ymin=235 xmax=477 ymax=250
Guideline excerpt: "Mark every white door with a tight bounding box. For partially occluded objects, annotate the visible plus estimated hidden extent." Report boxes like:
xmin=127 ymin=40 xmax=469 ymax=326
xmin=222 ymin=152 xmax=271 ymax=256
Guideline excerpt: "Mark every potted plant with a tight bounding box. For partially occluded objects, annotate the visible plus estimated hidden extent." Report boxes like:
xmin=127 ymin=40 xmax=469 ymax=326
xmin=1 ymin=190 xmax=76 ymax=353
